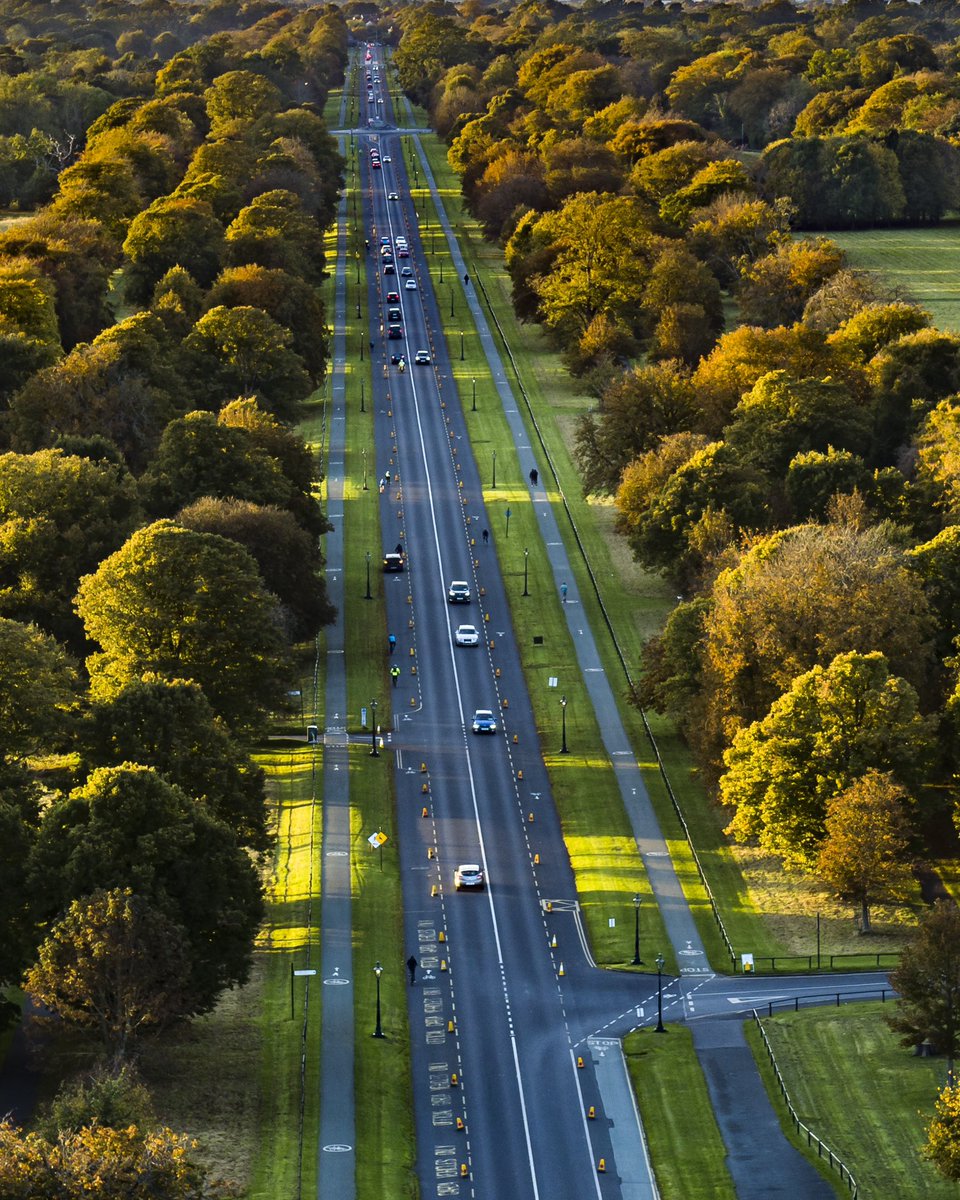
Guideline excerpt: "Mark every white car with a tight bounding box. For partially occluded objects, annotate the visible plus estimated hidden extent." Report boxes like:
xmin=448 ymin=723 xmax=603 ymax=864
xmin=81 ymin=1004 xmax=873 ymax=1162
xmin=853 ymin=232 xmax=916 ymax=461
xmin=383 ymin=155 xmax=392 ymax=162
xmin=405 ymin=279 xmax=417 ymax=290
xmin=455 ymin=624 xmax=479 ymax=646
xmin=454 ymin=864 xmax=485 ymax=890
xmin=388 ymin=191 xmax=399 ymax=201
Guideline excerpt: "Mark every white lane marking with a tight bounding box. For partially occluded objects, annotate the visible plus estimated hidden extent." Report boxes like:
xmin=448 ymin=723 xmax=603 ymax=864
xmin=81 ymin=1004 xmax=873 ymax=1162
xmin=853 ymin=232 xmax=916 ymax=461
xmin=396 ymin=231 xmax=542 ymax=1200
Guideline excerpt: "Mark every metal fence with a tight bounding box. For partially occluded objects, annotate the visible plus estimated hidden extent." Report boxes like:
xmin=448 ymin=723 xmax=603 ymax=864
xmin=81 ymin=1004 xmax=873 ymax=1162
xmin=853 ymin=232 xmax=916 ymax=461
xmin=752 ymin=1011 xmax=859 ymax=1197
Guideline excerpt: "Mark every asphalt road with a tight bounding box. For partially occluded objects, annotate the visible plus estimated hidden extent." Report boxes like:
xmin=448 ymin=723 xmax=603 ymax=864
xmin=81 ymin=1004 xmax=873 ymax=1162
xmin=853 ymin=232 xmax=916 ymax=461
xmin=357 ymin=60 xmax=614 ymax=1199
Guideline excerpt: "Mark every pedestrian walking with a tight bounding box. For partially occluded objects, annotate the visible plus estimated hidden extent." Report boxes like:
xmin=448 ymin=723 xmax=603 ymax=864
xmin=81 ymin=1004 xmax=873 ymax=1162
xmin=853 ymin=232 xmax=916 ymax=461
xmin=395 ymin=542 xmax=404 ymax=556
xmin=407 ymin=955 xmax=418 ymax=984
xmin=391 ymin=664 xmax=401 ymax=687
xmin=388 ymin=633 xmax=397 ymax=654
xmin=384 ymin=470 xmax=391 ymax=483
xmin=561 ymin=581 xmax=568 ymax=603
xmin=482 ymin=528 xmax=489 ymax=545
xmin=529 ymin=467 xmax=538 ymax=486
xmin=463 ymin=272 xmax=470 ymax=286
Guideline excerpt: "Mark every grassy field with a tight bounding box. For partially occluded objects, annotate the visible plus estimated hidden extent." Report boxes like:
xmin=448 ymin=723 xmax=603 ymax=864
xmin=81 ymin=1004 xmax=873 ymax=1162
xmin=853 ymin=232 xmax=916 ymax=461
xmin=832 ymin=225 xmax=960 ymax=332
xmin=749 ymin=1002 xmax=957 ymax=1200
xmin=624 ymin=1028 xmax=738 ymax=1199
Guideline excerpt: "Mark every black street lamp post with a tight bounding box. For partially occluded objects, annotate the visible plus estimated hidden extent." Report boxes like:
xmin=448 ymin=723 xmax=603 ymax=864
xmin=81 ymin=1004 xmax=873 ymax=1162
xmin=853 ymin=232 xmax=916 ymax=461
xmin=450 ymin=287 xmax=455 ymax=318
xmin=491 ymin=449 xmax=497 ymax=489
xmin=655 ymin=953 xmax=666 ymax=1033
xmin=370 ymin=698 xmax=379 ymax=757
xmin=560 ymin=695 xmax=568 ymax=754
xmin=459 ymin=330 xmax=464 ymax=360
xmin=523 ymin=547 xmax=529 ymax=597
xmin=365 ymin=551 xmax=372 ymax=599
xmin=472 ymin=378 xmax=476 ymax=411
xmin=373 ymin=961 xmax=384 ymax=1038
xmin=632 ymin=894 xmax=643 ymax=966
xmin=362 ymin=447 xmax=368 ymax=491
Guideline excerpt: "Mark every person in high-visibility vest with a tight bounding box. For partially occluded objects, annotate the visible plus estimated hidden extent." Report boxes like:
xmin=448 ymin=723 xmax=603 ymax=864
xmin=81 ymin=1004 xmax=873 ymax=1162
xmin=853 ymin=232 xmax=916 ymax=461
xmin=390 ymin=665 xmax=400 ymax=687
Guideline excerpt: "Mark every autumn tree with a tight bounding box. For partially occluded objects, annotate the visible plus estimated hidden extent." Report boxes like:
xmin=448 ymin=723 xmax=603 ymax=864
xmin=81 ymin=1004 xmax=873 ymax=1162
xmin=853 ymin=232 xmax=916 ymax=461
xmin=889 ymin=900 xmax=960 ymax=1073
xmin=817 ymin=771 xmax=914 ymax=931
xmin=75 ymin=521 xmax=290 ymax=731
xmin=0 ymin=1119 xmax=234 ymax=1199
xmin=737 ymin=238 xmax=844 ymax=328
xmin=575 ymin=362 xmax=695 ymax=495
xmin=30 ymin=764 xmax=263 ymax=1013
xmin=702 ymin=522 xmax=935 ymax=747
xmin=721 ymin=651 xmax=933 ymax=866
xmin=925 ymin=1083 xmax=960 ymax=1180
xmin=25 ymin=888 xmax=191 ymax=1060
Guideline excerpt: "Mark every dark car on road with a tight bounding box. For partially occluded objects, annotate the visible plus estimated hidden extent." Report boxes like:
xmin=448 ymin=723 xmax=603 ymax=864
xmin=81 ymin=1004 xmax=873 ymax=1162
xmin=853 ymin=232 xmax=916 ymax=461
xmin=383 ymin=552 xmax=405 ymax=572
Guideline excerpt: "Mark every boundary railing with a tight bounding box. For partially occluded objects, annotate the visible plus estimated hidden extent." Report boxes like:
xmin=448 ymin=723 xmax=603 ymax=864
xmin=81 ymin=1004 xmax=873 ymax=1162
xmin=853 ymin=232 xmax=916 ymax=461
xmin=752 ymin=1011 xmax=859 ymax=1197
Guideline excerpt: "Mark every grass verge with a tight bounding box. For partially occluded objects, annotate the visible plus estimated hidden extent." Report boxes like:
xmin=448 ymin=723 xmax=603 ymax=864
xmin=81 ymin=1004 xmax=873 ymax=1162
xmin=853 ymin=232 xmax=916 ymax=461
xmin=746 ymin=1001 xmax=958 ymax=1200
xmin=623 ymin=1028 xmax=737 ymax=1199
xmin=831 ymin=225 xmax=960 ymax=333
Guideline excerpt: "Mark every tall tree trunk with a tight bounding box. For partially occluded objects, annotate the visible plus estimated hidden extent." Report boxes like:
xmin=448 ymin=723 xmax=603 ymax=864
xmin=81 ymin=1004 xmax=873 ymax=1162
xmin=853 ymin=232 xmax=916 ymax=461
xmin=861 ymin=895 xmax=871 ymax=933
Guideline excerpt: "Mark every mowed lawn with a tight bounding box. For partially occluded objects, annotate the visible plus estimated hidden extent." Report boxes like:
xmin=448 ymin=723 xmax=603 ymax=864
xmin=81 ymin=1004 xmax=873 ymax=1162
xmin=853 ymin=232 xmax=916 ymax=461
xmin=831 ymin=225 xmax=960 ymax=332
xmin=749 ymin=1002 xmax=956 ymax=1200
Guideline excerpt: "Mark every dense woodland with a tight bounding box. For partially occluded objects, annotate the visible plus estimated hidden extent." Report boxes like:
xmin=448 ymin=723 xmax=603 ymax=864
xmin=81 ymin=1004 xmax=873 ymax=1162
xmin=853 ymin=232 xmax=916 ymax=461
xmin=388 ymin=0 xmax=960 ymax=949
xmin=0 ymin=0 xmax=349 ymax=1190
xmin=2 ymin=0 xmax=960 ymax=1189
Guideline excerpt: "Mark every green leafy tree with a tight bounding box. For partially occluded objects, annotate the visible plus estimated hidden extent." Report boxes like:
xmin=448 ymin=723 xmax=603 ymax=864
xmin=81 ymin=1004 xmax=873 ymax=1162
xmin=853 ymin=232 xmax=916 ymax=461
xmin=75 ymin=521 xmax=290 ymax=731
xmin=141 ymin=410 xmax=296 ymax=519
xmin=204 ymin=69 xmax=281 ymax=135
xmin=826 ymin=301 xmax=930 ymax=362
xmin=0 ymin=618 xmax=80 ymax=762
xmin=0 ymin=766 xmax=41 ymax=1028
xmin=871 ymin=330 xmax=960 ymax=458
xmin=816 ymin=771 xmax=914 ymax=931
xmin=122 ymin=195 xmax=224 ymax=303
xmin=0 ymin=212 xmax=119 ymax=349
xmin=52 ymin=158 xmax=142 ymax=241
xmin=24 ymin=888 xmax=191 ymax=1061
xmin=182 ymin=304 xmax=311 ymax=417
xmin=31 ymin=764 xmax=263 ymax=1013
xmin=177 ymin=497 xmax=334 ymax=641
xmin=224 ymin=189 xmax=324 ymax=284
xmin=40 ymin=1064 xmax=155 ymax=1140
xmin=0 ymin=450 xmax=139 ymax=644
xmin=616 ymin=438 xmax=767 ymax=583
xmin=889 ymin=900 xmax=960 ymax=1074
xmin=205 ymin=264 xmax=327 ymax=381
xmin=721 ymin=651 xmax=932 ymax=866
xmin=688 ymin=194 xmax=790 ymax=290
xmin=86 ymin=676 xmax=268 ymax=850
xmin=529 ymin=193 xmax=660 ymax=341
xmin=784 ymin=447 xmax=869 ymax=521
xmin=723 ymin=370 xmax=870 ymax=477
xmin=660 ymin=159 xmax=753 ymax=228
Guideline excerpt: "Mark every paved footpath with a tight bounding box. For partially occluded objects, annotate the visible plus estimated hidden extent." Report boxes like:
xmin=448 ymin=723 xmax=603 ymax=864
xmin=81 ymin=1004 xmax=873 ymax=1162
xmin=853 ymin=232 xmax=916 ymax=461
xmin=315 ymin=68 xmax=356 ymax=1200
xmin=404 ymin=101 xmax=835 ymax=1200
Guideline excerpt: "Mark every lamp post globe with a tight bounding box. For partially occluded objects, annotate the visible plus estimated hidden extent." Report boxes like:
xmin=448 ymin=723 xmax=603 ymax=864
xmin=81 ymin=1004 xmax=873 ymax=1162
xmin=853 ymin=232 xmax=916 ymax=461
xmin=373 ymin=961 xmax=384 ymax=1038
